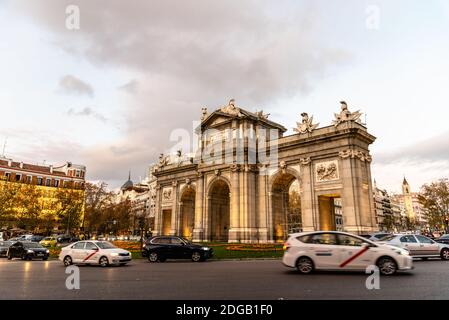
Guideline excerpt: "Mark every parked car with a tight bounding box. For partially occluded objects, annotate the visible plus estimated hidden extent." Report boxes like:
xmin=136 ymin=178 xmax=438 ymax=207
xmin=0 ymin=241 xmax=14 ymax=257
xmin=40 ymin=236 xmax=58 ymax=247
xmin=7 ymin=241 xmax=49 ymax=260
xmin=16 ymin=234 xmax=34 ymax=241
xmin=434 ymin=234 xmax=449 ymax=245
xmin=282 ymin=231 xmax=413 ymax=275
xmin=56 ymin=234 xmax=79 ymax=244
xmin=379 ymin=234 xmax=449 ymax=260
xmin=30 ymin=235 xmax=44 ymax=243
xmin=59 ymin=240 xmax=132 ymax=267
xmin=142 ymin=236 xmax=213 ymax=262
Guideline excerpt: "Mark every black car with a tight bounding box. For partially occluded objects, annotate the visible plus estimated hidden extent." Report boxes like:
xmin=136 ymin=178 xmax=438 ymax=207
xmin=0 ymin=241 xmax=14 ymax=257
xmin=7 ymin=241 xmax=49 ymax=260
xmin=30 ymin=235 xmax=44 ymax=243
xmin=142 ymin=236 xmax=213 ymax=262
xmin=436 ymin=234 xmax=449 ymax=245
xmin=57 ymin=234 xmax=79 ymax=244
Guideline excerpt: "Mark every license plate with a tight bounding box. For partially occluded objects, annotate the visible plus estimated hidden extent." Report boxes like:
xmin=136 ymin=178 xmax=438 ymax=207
xmin=37 ymin=253 xmax=43 ymax=256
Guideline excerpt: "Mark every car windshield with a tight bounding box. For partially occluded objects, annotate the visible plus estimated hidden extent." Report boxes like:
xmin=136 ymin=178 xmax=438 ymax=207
xmin=23 ymin=242 xmax=43 ymax=248
xmin=378 ymin=234 xmax=397 ymax=241
xmin=44 ymin=237 xmax=53 ymax=240
xmin=96 ymin=241 xmax=116 ymax=249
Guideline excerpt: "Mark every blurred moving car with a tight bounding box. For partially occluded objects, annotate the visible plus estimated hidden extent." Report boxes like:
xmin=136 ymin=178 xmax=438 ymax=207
xmin=0 ymin=241 xmax=14 ymax=257
xmin=436 ymin=234 xmax=449 ymax=245
xmin=7 ymin=241 xmax=49 ymax=260
xmin=379 ymin=234 xmax=449 ymax=260
xmin=142 ymin=236 xmax=213 ymax=262
xmin=59 ymin=240 xmax=131 ymax=267
xmin=40 ymin=236 xmax=58 ymax=247
xmin=282 ymin=231 xmax=413 ymax=275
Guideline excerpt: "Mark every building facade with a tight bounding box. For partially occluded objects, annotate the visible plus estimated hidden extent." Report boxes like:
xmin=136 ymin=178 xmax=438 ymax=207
xmin=152 ymin=100 xmax=378 ymax=243
xmin=0 ymin=156 xmax=86 ymax=231
xmin=393 ymin=178 xmax=428 ymax=228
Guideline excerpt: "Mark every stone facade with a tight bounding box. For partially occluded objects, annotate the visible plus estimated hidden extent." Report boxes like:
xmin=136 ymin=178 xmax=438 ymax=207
xmin=152 ymin=100 xmax=378 ymax=243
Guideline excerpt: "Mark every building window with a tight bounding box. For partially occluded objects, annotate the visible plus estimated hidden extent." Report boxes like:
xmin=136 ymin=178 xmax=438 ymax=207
xmin=15 ymin=174 xmax=21 ymax=182
xmin=5 ymin=172 xmax=11 ymax=181
xmin=46 ymin=178 xmax=51 ymax=187
xmin=54 ymin=179 xmax=59 ymax=188
xmin=75 ymin=170 xmax=81 ymax=177
xmin=26 ymin=175 xmax=32 ymax=184
xmin=37 ymin=177 xmax=43 ymax=185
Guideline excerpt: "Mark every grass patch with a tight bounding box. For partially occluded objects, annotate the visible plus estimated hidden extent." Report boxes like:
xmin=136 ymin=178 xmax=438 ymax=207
xmin=48 ymin=242 xmax=284 ymax=260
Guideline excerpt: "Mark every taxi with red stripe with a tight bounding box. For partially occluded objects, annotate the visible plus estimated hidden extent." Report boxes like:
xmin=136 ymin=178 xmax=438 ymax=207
xmin=282 ymin=231 xmax=413 ymax=275
xmin=59 ymin=240 xmax=132 ymax=267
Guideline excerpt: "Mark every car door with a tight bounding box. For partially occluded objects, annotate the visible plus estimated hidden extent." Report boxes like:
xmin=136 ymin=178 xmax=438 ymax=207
xmin=70 ymin=242 xmax=86 ymax=262
xmin=151 ymin=237 xmax=171 ymax=257
xmin=83 ymin=242 xmax=100 ymax=263
xmin=304 ymin=233 xmax=340 ymax=269
xmin=399 ymin=235 xmax=420 ymax=256
xmin=9 ymin=243 xmax=21 ymax=258
xmin=337 ymin=234 xmax=375 ymax=270
xmin=415 ymin=235 xmax=440 ymax=256
xmin=170 ymin=237 xmax=189 ymax=258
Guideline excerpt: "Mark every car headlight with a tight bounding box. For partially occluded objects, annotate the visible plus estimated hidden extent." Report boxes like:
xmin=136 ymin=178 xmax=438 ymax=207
xmin=46 ymin=249 xmax=49 ymax=253
xmin=201 ymin=247 xmax=210 ymax=251
xmin=27 ymin=250 xmax=33 ymax=253
xmin=110 ymin=252 xmax=119 ymax=256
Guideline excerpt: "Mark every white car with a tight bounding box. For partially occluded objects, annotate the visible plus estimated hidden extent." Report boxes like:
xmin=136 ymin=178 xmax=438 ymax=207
xmin=379 ymin=234 xmax=449 ymax=260
xmin=282 ymin=231 xmax=413 ymax=275
xmin=59 ymin=240 xmax=132 ymax=267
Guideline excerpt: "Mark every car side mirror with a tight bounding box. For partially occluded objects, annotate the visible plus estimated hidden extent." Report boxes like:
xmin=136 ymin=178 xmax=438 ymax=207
xmin=362 ymin=242 xmax=373 ymax=248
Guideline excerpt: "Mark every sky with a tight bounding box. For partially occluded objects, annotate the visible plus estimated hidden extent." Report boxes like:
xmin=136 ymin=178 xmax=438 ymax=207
xmin=0 ymin=0 xmax=448 ymax=192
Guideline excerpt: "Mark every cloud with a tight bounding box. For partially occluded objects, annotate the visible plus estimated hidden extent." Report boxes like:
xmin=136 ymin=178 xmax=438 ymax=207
xmin=58 ymin=75 xmax=94 ymax=97
xmin=12 ymin=0 xmax=353 ymax=187
xmin=118 ymin=80 xmax=138 ymax=94
xmin=67 ymin=107 xmax=107 ymax=123
xmin=374 ymin=130 xmax=449 ymax=165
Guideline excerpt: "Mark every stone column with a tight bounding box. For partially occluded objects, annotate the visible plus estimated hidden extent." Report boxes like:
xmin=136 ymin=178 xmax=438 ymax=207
xmin=169 ymin=181 xmax=178 ymax=236
xmin=192 ymin=173 xmax=205 ymax=242
xmin=228 ymin=164 xmax=240 ymax=243
xmin=257 ymin=164 xmax=269 ymax=242
xmin=299 ymin=158 xmax=315 ymax=231
xmin=152 ymin=185 xmax=162 ymax=236
xmin=339 ymin=156 xmax=362 ymax=233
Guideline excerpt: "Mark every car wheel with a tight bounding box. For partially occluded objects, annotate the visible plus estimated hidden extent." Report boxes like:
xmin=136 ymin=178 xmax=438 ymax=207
xmin=191 ymin=251 xmax=202 ymax=262
xmin=295 ymin=257 xmax=314 ymax=274
xmin=21 ymin=254 xmax=27 ymax=261
xmin=63 ymin=256 xmax=73 ymax=266
xmin=7 ymin=254 xmax=12 ymax=260
xmin=99 ymin=256 xmax=109 ymax=267
xmin=148 ymin=252 xmax=159 ymax=262
xmin=440 ymin=248 xmax=449 ymax=260
xmin=377 ymin=257 xmax=397 ymax=275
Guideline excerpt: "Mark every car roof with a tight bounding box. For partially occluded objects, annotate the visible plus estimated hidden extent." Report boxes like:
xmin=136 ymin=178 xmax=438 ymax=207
xmin=288 ymin=230 xmax=372 ymax=238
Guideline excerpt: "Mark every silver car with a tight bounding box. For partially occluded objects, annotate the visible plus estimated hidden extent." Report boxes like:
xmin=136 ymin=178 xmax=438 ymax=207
xmin=379 ymin=234 xmax=449 ymax=260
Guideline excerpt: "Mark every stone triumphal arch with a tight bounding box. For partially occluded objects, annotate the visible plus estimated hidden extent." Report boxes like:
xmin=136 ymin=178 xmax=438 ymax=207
xmin=152 ymin=100 xmax=378 ymax=243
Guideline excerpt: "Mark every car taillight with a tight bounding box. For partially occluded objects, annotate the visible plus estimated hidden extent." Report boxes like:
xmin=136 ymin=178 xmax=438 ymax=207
xmin=283 ymin=242 xmax=289 ymax=251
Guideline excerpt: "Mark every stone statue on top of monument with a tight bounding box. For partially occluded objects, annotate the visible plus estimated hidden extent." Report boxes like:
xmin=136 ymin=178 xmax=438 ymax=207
xmin=332 ymin=101 xmax=362 ymax=127
xmin=293 ymin=112 xmax=319 ymax=134
xmin=220 ymin=99 xmax=243 ymax=117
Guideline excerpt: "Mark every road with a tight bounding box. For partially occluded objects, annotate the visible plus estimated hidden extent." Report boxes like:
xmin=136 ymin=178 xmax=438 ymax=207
xmin=1 ymin=258 xmax=449 ymax=299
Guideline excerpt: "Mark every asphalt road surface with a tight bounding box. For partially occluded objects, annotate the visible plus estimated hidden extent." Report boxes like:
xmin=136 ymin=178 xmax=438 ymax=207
xmin=1 ymin=258 xmax=449 ymax=299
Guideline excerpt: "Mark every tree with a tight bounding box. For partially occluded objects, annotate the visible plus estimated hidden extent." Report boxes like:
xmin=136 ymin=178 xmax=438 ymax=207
xmin=0 ymin=179 xmax=20 ymax=228
xmin=55 ymin=187 xmax=85 ymax=235
xmin=419 ymin=179 xmax=449 ymax=232
xmin=83 ymin=182 xmax=113 ymax=236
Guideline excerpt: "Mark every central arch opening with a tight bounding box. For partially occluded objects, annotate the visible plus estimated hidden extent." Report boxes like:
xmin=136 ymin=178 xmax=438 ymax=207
xmin=271 ymin=173 xmax=301 ymax=242
xmin=208 ymin=179 xmax=230 ymax=242
xmin=180 ymin=187 xmax=195 ymax=240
